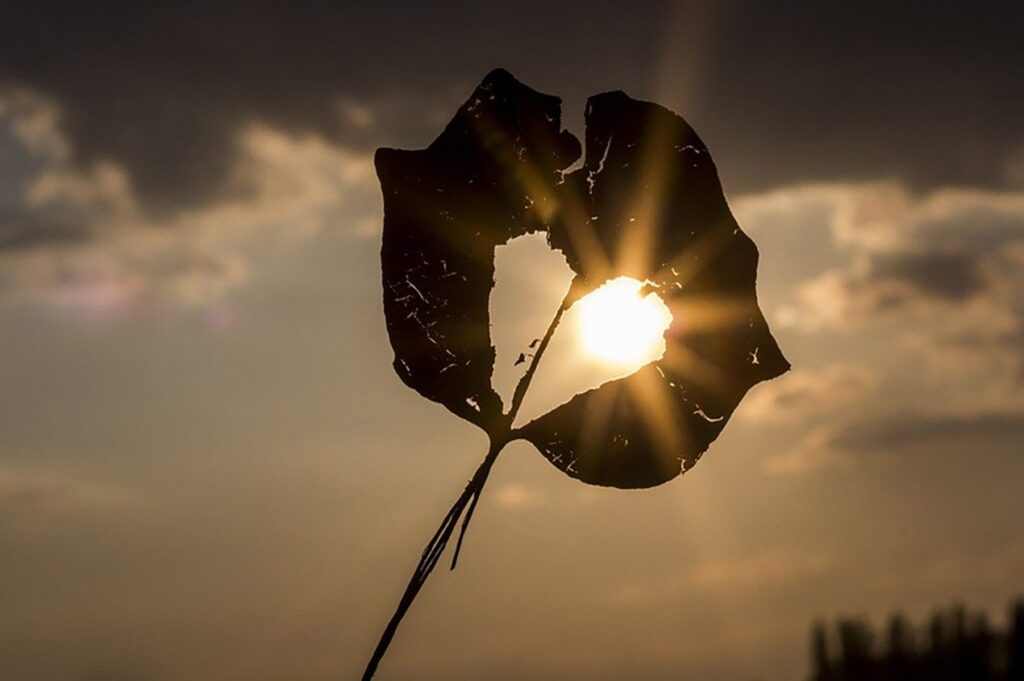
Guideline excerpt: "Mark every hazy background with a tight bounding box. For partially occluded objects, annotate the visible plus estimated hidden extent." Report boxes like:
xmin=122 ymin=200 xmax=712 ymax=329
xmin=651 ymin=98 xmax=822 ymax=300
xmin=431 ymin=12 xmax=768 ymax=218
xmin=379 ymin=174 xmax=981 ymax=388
xmin=2 ymin=3 xmax=1023 ymax=680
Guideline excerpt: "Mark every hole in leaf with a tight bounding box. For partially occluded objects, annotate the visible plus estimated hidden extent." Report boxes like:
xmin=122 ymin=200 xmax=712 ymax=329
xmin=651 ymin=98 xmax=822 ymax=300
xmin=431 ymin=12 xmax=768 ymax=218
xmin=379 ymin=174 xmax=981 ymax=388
xmin=574 ymin=277 xmax=673 ymax=367
xmin=518 ymin=278 xmax=673 ymax=426
xmin=490 ymin=233 xmax=674 ymax=427
xmin=490 ymin=232 xmax=575 ymax=408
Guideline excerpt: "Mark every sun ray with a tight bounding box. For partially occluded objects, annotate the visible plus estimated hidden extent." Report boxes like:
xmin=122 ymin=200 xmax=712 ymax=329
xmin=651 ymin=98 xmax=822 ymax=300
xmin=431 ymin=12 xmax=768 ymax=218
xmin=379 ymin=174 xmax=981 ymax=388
xmin=657 ymin=337 xmax=743 ymax=404
xmin=651 ymin=226 xmax=733 ymax=287
xmin=665 ymin=294 xmax=756 ymax=335
xmin=465 ymin=103 xmax=613 ymax=281
xmin=625 ymin=366 xmax=690 ymax=475
xmin=615 ymin=115 xmax=680 ymax=278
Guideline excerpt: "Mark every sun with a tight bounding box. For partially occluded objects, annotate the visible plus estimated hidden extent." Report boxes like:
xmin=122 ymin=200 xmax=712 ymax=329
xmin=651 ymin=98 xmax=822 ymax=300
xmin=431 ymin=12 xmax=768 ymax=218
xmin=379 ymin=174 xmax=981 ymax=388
xmin=575 ymin=277 xmax=673 ymax=366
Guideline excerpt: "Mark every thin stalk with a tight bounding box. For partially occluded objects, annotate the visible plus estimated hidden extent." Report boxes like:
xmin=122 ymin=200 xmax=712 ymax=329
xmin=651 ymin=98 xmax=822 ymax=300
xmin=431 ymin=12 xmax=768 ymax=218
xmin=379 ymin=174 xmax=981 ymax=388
xmin=361 ymin=281 xmax=578 ymax=681
xmin=449 ymin=282 xmax=576 ymax=569
xmin=507 ymin=285 xmax=574 ymax=419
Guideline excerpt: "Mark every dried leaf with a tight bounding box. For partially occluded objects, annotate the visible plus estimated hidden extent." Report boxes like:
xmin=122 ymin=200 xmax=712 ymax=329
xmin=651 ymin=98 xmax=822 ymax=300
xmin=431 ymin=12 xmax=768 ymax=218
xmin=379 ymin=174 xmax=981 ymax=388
xmin=365 ymin=68 xmax=789 ymax=680
xmin=377 ymin=69 xmax=579 ymax=433
xmin=517 ymin=91 xmax=789 ymax=487
xmin=378 ymin=69 xmax=787 ymax=484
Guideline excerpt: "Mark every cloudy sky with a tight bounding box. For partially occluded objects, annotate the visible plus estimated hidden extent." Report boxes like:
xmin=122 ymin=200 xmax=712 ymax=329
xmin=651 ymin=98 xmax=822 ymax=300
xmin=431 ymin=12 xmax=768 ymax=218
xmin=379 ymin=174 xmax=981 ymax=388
xmin=2 ymin=3 xmax=1023 ymax=680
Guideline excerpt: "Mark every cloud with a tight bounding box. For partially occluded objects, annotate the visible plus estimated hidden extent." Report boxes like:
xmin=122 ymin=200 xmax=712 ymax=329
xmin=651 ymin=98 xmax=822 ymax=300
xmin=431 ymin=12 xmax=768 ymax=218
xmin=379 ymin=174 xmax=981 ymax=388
xmin=688 ymin=549 xmax=832 ymax=591
xmin=764 ymin=412 xmax=1024 ymax=476
xmin=740 ymin=364 xmax=876 ymax=426
xmin=829 ymin=412 xmax=1024 ymax=453
xmin=0 ymin=91 xmax=378 ymax=308
xmin=742 ymin=181 xmax=1024 ymax=411
xmin=492 ymin=483 xmax=546 ymax=510
xmin=612 ymin=548 xmax=832 ymax=605
xmin=1 ymin=4 xmax=1020 ymax=314
xmin=0 ymin=465 xmax=135 ymax=530
xmin=758 ymin=183 xmax=1024 ymax=332
xmin=0 ymin=3 xmax=505 ymax=215
xmin=726 ymin=189 xmax=1022 ymax=470
xmin=0 ymin=211 xmax=92 ymax=251
xmin=869 ymin=249 xmax=983 ymax=301
xmin=763 ymin=428 xmax=850 ymax=476
xmin=1 ymin=3 xmax=1021 ymax=218
xmin=870 ymin=537 xmax=1024 ymax=596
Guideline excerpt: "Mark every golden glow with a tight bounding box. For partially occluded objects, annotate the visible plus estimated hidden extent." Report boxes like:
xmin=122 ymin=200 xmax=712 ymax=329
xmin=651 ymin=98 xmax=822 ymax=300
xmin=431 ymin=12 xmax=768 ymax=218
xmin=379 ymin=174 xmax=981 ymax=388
xmin=576 ymin=277 xmax=673 ymax=366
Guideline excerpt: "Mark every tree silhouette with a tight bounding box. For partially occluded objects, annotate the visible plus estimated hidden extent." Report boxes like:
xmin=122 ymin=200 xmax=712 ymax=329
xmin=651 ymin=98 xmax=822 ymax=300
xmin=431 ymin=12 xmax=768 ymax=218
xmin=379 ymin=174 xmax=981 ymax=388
xmin=813 ymin=621 xmax=833 ymax=681
xmin=807 ymin=597 xmax=1024 ymax=681
xmin=1008 ymin=600 xmax=1024 ymax=681
xmin=883 ymin=613 xmax=914 ymax=681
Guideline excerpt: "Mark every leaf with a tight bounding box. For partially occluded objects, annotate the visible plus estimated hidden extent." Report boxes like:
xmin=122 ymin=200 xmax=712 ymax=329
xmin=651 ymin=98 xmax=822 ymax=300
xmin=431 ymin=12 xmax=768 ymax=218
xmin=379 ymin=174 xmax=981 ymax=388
xmin=515 ymin=91 xmax=790 ymax=487
xmin=377 ymin=68 xmax=580 ymax=434
xmin=366 ymin=68 xmax=790 ymax=680
xmin=377 ymin=69 xmax=788 ymax=483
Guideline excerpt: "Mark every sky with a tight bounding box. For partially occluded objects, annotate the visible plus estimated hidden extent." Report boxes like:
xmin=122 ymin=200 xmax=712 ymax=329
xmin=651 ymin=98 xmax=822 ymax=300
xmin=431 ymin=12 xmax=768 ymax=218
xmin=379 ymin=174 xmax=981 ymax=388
xmin=2 ymin=3 xmax=1023 ymax=680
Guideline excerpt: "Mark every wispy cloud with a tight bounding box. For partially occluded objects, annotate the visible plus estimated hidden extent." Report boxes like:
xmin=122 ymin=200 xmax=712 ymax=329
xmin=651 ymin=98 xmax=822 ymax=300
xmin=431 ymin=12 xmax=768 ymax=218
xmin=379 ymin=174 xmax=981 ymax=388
xmin=0 ymin=90 xmax=379 ymax=310
xmin=747 ymin=184 xmax=1024 ymax=336
xmin=741 ymin=364 xmax=876 ymax=426
xmin=764 ymin=412 xmax=1024 ymax=476
xmin=0 ymin=465 xmax=136 ymax=530
xmin=493 ymin=483 xmax=546 ymax=510
xmin=611 ymin=548 xmax=832 ymax=605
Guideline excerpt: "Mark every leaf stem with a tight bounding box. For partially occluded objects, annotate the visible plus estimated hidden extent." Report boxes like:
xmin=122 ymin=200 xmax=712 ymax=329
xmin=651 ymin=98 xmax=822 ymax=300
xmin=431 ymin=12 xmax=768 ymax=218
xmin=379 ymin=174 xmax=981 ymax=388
xmin=448 ymin=278 xmax=577 ymax=570
xmin=361 ymin=279 xmax=579 ymax=681
xmin=506 ymin=282 xmax=576 ymax=421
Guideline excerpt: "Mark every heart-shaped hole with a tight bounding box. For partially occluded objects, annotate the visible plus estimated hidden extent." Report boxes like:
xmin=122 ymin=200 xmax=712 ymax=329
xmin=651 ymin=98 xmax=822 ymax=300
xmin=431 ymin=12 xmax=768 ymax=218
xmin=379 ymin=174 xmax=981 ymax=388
xmin=490 ymin=232 xmax=673 ymax=427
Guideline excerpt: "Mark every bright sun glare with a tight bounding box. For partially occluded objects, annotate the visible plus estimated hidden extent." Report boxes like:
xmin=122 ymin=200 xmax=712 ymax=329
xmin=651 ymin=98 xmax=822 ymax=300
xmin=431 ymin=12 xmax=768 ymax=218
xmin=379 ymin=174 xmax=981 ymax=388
xmin=576 ymin=277 xmax=673 ymax=366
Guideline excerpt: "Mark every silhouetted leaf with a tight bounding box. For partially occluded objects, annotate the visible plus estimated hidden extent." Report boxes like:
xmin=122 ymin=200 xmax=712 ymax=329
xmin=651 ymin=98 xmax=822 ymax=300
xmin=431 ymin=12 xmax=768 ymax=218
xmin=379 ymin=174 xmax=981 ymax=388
xmin=377 ymin=69 xmax=579 ymax=433
xmin=378 ymin=69 xmax=787 ymax=486
xmin=366 ymin=68 xmax=789 ymax=680
xmin=516 ymin=91 xmax=789 ymax=487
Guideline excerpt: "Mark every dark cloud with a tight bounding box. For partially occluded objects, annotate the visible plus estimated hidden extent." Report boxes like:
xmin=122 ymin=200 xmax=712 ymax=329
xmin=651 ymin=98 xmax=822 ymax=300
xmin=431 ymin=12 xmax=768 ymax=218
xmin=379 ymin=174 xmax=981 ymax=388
xmin=787 ymin=247 xmax=989 ymax=325
xmin=702 ymin=4 xmax=1024 ymax=193
xmin=868 ymin=249 xmax=984 ymax=303
xmin=0 ymin=1 xmax=664 ymax=217
xmin=740 ymin=365 xmax=875 ymax=425
xmin=831 ymin=412 xmax=1024 ymax=452
xmin=1 ymin=1 xmax=1022 ymax=225
xmin=0 ymin=210 xmax=91 ymax=251
xmin=761 ymin=181 xmax=1024 ymax=342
